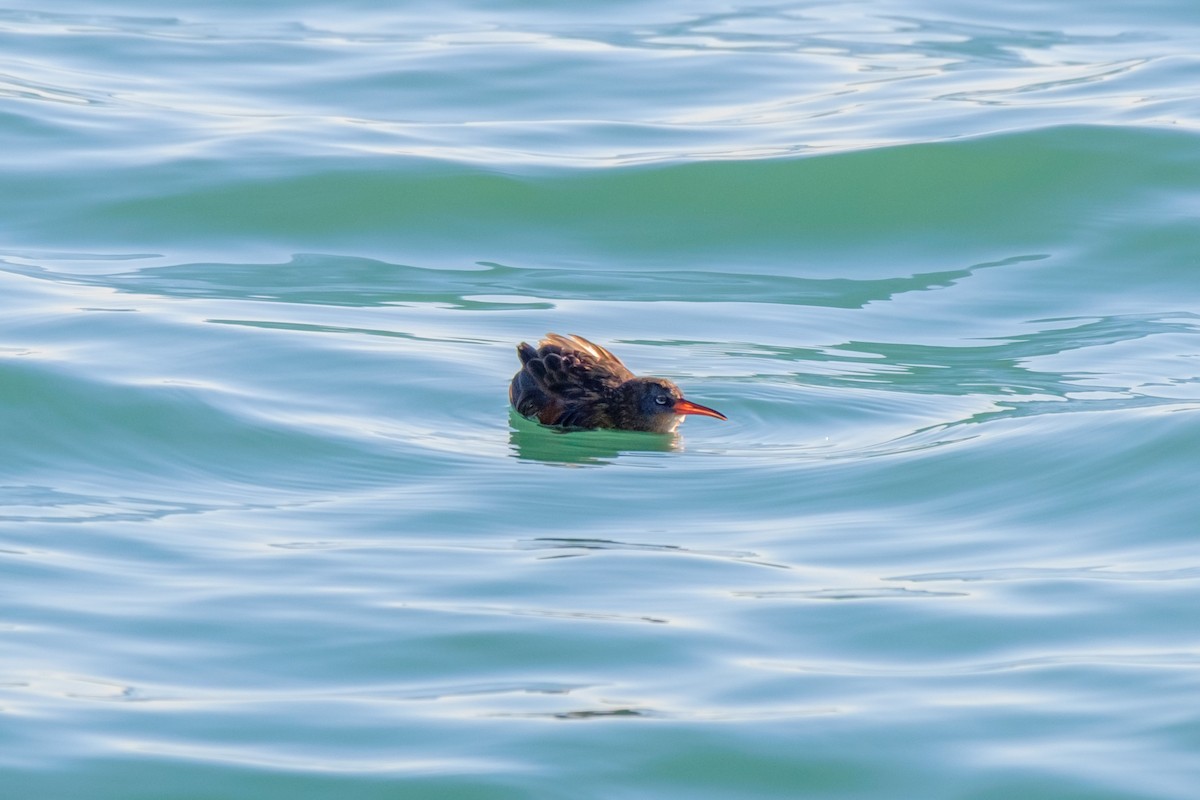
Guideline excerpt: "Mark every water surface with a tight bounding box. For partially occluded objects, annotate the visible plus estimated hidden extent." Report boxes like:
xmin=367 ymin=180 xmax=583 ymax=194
xmin=3 ymin=1 xmax=1200 ymax=798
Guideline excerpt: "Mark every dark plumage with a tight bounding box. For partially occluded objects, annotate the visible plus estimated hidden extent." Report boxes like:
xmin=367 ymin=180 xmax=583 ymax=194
xmin=509 ymin=333 xmax=726 ymax=433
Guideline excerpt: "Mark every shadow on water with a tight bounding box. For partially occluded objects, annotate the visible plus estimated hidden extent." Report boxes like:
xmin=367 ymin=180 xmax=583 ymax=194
xmin=507 ymin=411 xmax=679 ymax=466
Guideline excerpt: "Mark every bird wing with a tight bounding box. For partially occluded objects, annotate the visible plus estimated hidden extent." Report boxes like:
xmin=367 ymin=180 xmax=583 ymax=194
xmin=539 ymin=333 xmax=635 ymax=383
xmin=511 ymin=333 xmax=634 ymax=427
xmin=524 ymin=333 xmax=634 ymax=395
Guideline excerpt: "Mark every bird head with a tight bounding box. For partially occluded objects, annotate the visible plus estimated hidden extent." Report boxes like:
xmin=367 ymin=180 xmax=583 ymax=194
xmin=619 ymin=378 xmax=727 ymax=433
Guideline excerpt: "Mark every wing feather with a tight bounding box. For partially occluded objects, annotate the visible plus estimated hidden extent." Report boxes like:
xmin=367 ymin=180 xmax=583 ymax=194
xmin=510 ymin=333 xmax=632 ymax=427
xmin=539 ymin=333 xmax=634 ymax=383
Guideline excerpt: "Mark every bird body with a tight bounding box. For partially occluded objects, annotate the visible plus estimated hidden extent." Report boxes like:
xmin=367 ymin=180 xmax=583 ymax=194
xmin=509 ymin=333 xmax=726 ymax=433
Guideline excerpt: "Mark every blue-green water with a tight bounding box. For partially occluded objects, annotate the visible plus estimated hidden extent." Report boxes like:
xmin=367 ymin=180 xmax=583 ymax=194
xmin=3 ymin=2 xmax=1200 ymax=797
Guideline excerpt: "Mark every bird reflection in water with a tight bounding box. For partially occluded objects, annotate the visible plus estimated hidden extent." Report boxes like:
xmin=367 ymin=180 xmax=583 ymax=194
xmin=507 ymin=410 xmax=681 ymax=466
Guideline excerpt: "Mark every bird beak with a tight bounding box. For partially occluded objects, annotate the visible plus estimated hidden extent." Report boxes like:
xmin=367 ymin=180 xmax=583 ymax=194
xmin=674 ymin=398 xmax=727 ymax=420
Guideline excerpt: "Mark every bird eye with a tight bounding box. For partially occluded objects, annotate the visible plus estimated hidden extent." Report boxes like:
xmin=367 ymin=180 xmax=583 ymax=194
xmin=654 ymin=395 xmax=670 ymax=406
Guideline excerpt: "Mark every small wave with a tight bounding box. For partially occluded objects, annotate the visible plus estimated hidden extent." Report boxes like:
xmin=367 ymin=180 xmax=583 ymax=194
xmin=893 ymin=565 xmax=1200 ymax=583
xmin=734 ymin=587 xmax=968 ymax=600
xmin=752 ymin=650 xmax=1200 ymax=677
xmin=391 ymin=601 xmax=670 ymax=626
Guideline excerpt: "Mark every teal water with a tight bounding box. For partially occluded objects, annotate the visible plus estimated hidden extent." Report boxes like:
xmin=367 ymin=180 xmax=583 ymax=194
xmin=3 ymin=2 xmax=1200 ymax=798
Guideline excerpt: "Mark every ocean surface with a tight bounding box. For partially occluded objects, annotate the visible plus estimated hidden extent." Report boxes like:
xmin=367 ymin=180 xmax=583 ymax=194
xmin=3 ymin=1 xmax=1200 ymax=797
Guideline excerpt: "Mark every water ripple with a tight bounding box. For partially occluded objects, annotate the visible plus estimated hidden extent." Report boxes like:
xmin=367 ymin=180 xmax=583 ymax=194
xmin=894 ymin=565 xmax=1200 ymax=583
xmin=753 ymin=651 xmax=1200 ymax=677
xmin=0 ymin=253 xmax=1048 ymax=310
xmin=392 ymin=602 xmax=671 ymax=626
xmin=0 ymin=485 xmax=228 ymax=524
xmin=518 ymin=537 xmax=779 ymax=567
xmin=734 ymin=587 xmax=968 ymax=600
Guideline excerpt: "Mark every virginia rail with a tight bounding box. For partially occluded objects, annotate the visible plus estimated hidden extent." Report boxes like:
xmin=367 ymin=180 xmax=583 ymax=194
xmin=509 ymin=333 xmax=726 ymax=433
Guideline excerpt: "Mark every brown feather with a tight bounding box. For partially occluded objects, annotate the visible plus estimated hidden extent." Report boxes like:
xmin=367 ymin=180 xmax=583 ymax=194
xmin=509 ymin=333 xmax=726 ymax=432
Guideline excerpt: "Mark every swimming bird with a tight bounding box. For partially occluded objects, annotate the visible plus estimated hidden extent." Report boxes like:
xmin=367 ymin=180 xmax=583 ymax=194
xmin=509 ymin=333 xmax=726 ymax=433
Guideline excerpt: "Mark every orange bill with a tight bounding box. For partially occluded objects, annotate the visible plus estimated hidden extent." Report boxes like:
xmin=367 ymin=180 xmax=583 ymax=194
xmin=674 ymin=398 xmax=727 ymax=420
